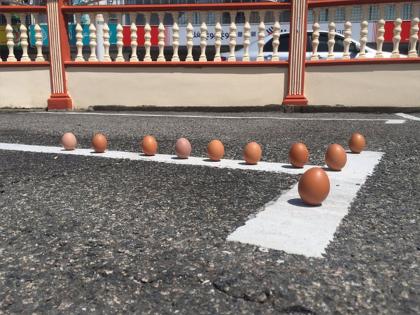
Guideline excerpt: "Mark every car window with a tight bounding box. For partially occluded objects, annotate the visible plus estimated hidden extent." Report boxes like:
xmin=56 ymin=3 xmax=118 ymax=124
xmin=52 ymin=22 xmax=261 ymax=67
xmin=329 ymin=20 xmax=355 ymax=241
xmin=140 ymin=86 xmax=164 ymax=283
xmin=263 ymin=33 xmax=347 ymax=53
xmin=263 ymin=35 xmax=290 ymax=52
xmin=263 ymin=39 xmax=273 ymax=52
xmin=317 ymin=33 xmax=329 ymax=52
xmin=307 ymin=33 xmax=313 ymax=52
xmin=334 ymin=35 xmax=344 ymax=51
xmin=279 ymin=34 xmax=289 ymax=52
xmin=313 ymin=33 xmax=345 ymax=52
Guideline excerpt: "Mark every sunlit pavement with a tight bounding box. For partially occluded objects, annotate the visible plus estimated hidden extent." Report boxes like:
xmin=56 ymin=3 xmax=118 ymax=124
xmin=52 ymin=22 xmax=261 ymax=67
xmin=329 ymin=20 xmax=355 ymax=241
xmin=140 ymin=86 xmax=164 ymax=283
xmin=0 ymin=111 xmax=419 ymax=314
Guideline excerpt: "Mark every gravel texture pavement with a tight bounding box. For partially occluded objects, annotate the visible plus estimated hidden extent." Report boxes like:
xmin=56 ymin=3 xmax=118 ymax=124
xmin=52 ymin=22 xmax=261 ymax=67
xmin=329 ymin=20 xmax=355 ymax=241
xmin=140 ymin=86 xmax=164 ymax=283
xmin=0 ymin=111 xmax=419 ymax=314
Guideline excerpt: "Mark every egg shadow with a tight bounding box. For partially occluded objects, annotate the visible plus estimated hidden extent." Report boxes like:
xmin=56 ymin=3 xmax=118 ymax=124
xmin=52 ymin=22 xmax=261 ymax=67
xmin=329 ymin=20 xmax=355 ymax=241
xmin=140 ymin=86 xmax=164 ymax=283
xmin=238 ymin=162 xmax=257 ymax=166
xmin=287 ymin=198 xmax=321 ymax=208
xmin=203 ymin=158 xmax=221 ymax=162
xmin=171 ymin=156 xmax=188 ymax=160
xmin=282 ymin=165 xmax=302 ymax=169
xmin=322 ymin=166 xmax=341 ymax=172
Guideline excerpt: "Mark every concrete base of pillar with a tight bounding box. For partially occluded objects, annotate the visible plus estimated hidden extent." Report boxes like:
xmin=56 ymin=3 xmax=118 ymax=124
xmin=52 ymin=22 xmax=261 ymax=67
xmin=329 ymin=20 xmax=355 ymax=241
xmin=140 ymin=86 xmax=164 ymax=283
xmin=48 ymin=94 xmax=73 ymax=110
xmin=282 ymin=94 xmax=308 ymax=106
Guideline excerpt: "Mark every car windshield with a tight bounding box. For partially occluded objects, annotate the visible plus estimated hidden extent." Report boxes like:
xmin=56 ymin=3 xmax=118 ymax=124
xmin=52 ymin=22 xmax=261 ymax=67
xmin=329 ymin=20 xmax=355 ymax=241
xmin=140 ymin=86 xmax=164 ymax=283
xmin=263 ymin=35 xmax=289 ymax=52
xmin=264 ymin=33 xmax=318 ymax=52
xmin=262 ymin=32 xmax=364 ymax=55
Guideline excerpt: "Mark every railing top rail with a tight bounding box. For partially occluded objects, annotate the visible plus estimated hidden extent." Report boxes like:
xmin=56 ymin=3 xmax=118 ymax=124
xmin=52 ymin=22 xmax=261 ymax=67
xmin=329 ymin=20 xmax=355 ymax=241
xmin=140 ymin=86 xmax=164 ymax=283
xmin=0 ymin=5 xmax=46 ymax=12
xmin=308 ymin=0 xmax=417 ymax=8
xmin=62 ymin=3 xmax=290 ymax=14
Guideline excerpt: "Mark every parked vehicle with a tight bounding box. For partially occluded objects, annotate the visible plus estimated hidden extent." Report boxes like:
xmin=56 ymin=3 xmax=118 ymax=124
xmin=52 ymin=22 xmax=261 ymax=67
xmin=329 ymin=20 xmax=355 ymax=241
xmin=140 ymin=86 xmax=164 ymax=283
xmin=221 ymin=31 xmax=401 ymax=61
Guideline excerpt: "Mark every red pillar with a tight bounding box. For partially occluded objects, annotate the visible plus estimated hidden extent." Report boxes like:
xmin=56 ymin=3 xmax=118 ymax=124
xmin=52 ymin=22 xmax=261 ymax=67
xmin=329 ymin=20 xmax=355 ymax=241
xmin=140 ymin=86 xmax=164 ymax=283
xmin=46 ymin=0 xmax=73 ymax=110
xmin=283 ymin=0 xmax=308 ymax=105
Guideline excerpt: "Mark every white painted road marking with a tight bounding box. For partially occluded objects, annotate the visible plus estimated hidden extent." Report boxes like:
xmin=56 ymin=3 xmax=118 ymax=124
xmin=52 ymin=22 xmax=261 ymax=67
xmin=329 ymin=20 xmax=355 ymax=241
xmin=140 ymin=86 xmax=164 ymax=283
xmin=28 ymin=111 xmax=405 ymax=124
xmin=228 ymin=151 xmax=383 ymax=258
xmin=0 ymin=142 xmax=383 ymax=258
xmin=385 ymin=119 xmax=406 ymax=124
xmin=396 ymin=113 xmax=420 ymax=121
xmin=0 ymin=142 xmax=310 ymax=175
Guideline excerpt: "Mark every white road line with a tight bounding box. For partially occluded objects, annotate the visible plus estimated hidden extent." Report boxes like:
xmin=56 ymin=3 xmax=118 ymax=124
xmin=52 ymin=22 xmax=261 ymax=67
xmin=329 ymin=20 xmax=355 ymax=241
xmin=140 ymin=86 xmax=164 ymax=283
xmin=0 ymin=142 xmax=383 ymax=258
xmin=385 ymin=119 xmax=406 ymax=124
xmin=395 ymin=113 xmax=420 ymax=121
xmin=27 ymin=111 xmax=405 ymax=124
xmin=228 ymin=151 xmax=383 ymax=258
xmin=0 ymin=142 xmax=310 ymax=175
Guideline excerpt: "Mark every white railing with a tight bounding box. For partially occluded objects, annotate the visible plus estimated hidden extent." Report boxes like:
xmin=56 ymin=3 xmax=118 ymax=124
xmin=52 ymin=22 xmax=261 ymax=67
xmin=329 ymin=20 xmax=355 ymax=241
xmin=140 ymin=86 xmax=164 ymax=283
xmin=0 ymin=6 xmax=47 ymax=62
xmin=63 ymin=3 xmax=290 ymax=63
xmin=308 ymin=1 xmax=420 ymax=60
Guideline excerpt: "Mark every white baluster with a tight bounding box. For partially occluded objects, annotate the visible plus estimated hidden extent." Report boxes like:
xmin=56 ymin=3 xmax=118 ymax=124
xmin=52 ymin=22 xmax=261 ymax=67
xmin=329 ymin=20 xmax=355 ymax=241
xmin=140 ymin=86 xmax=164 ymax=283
xmin=311 ymin=9 xmax=320 ymax=60
xmin=228 ymin=11 xmax=237 ymax=61
xmin=375 ymin=20 xmax=385 ymax=58
xmin=96 ymin=13 xmax=105 ymax=61
xmin=88 ymin=13 xmax=97 ymax=61
xmin=199 ymin=12 xmax=208 ymax=62
xmin=391 ymin=5 xmax=402 ymax=58
xmin=214 ymin=11 xmax=222 ymax=62
xmin=408 ymin=16 xmax=419 ymax=58
xmin=327 ymin=9 xmax=336 ymax=60
xmin=144 ymin=13 xmax=152 ymax=62
xmin=272 ymin=12 xmax=280 ymax=61
xmin=228 ymin=11 xmax=237 ymax=62
xmin=186 ymin=12 xmax=194 ymax=62
xmin=359 ymin=6 xmax=369 ymax=59
xmin=102 ymin=13 xmax=111 ymax=62
xmin=5 ymin=14 xmax=17 ymax=62
xmin=157 ymin=12 xmax=165 ymax=62
xmin=116 ymin=14 xmax=124 ymax=62
xmin=33 ymin=14 xmax=44 ymax=62
xmin=19 ymin=14 xmax=30 ymax=61
xmin=343 ymin=7 xmax=352 ymax=60
xmin=129 ymin=13 xmax=138 ymax=62
xmin=171 ymin=13 xmax=180 ymax=62
xmin=242 ymin=11 xmax=251 ymax=62
xmin=257 ymin=11 xmax=265 ymax=61
xmin=392 ymin=18 xmax=402 ymax=58
xmin=342 ymin=21 xmax=352 ymax=59
xmin=75 ymin=13 xmax=84 ymax=61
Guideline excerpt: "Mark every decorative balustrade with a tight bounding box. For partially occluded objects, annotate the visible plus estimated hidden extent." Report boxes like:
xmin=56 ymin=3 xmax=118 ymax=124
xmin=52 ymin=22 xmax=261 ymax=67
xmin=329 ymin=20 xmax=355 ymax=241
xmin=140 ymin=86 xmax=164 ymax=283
xmin=59 ymin=1 xmax=420 ymax=64
xmin=61 ymin=3 xmax=290 ymax=63
xmin=0 ymin=6 xmax=47 ymax=63
xmin=308 ymin=0 xmax=420 ymax=61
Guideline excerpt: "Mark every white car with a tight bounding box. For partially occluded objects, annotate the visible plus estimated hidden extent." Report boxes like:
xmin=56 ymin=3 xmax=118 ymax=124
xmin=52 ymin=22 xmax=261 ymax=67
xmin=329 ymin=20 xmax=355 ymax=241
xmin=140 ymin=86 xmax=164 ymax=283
xmin=221 ymin=30 xmax=398 ymax=61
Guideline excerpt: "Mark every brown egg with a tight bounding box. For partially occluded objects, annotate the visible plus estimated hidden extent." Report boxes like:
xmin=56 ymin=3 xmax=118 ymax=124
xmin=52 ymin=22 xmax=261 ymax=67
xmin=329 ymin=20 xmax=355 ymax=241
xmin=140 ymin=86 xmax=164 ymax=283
xmin=61 ymin=132 xmax=77 ymax=150
xmin=243 ymin=142 xmax=262 ymax=165
xmin=141 ymin=135 xmax=158 ymax=156
xmin=325 ymin=143 xmax=347 ymax=171
xmin=298 ymin=167 xmax=330 ymax=206
xmin=92 ymin=133 xmax=107 ymax=153
xmin=175 ymin=137 xmax=192 ymax=159
xmin=207 ymin=139 xmax=224 ymax=161
xmin=349 ymin=132 xmax=366 ymax=153
xmin=288 ymin=142 xmax=309 ymax=168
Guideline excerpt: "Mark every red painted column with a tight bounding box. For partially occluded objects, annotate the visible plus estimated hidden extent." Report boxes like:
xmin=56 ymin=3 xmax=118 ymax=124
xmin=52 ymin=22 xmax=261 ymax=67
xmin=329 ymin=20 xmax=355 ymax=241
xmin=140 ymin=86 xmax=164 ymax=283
xmin=283 ymin=0 xmax=308 ymax=105
xmin=46 ymin=0 xmax=73 ymax=110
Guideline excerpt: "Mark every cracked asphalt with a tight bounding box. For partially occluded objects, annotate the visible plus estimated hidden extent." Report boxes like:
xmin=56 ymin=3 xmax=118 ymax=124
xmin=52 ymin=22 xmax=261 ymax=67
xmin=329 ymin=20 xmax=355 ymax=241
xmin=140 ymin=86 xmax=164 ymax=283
xmin=0 ymin=111 xmax=419 ymax=314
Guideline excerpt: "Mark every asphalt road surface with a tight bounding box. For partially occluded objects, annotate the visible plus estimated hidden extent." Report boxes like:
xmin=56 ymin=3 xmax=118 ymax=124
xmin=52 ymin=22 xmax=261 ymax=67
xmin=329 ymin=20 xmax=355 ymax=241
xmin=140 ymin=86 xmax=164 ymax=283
xmin=0 ymin=111 xmax=419 ymax=314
